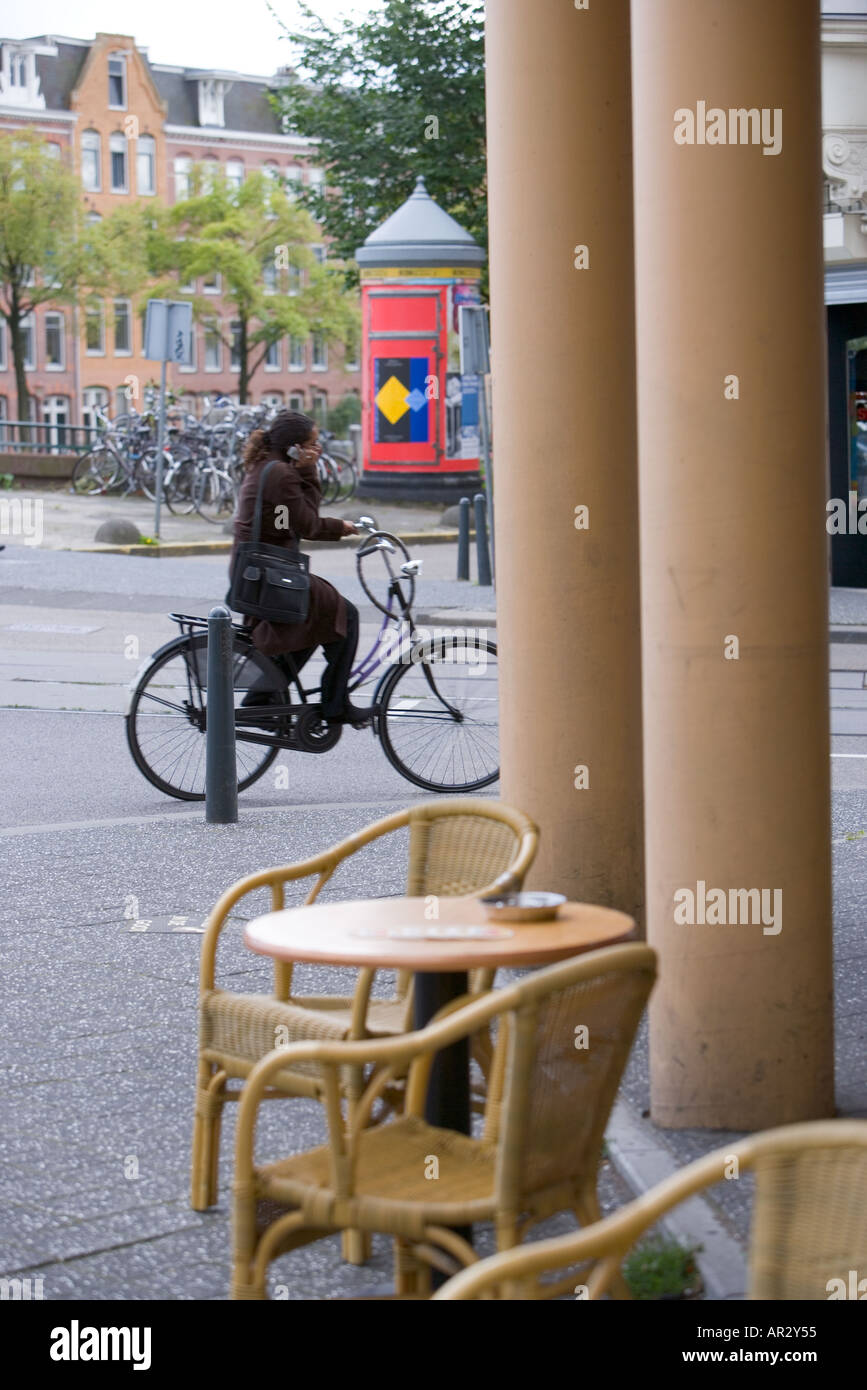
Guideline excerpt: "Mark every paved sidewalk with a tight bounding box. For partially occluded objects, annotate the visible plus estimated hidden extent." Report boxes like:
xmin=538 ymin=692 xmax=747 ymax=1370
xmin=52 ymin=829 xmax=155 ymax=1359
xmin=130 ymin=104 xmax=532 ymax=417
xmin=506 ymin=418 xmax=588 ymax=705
xmin=5 ymin=484 xmax=452 ymax=552
xmin=0 ymin=801 xmax=634 ymax=1300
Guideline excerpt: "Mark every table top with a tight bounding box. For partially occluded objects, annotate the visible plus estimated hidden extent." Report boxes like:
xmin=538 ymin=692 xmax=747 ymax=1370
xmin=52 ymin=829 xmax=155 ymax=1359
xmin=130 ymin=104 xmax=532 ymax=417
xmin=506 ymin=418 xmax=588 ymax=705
xmin=243 ymin=895 xmax=636 ymax=972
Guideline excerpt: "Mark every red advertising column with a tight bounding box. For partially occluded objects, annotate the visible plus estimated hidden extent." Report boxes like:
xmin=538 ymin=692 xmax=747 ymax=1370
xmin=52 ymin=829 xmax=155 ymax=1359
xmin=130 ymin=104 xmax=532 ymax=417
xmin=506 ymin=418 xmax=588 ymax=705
xmin=356 ymin=177 xmax=486 ymax=502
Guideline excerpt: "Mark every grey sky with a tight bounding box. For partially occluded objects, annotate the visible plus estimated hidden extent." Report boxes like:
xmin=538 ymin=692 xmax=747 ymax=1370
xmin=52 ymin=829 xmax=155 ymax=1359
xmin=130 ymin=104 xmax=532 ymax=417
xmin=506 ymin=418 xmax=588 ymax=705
xmin=2 ymin=0 xmax=378 ymax=77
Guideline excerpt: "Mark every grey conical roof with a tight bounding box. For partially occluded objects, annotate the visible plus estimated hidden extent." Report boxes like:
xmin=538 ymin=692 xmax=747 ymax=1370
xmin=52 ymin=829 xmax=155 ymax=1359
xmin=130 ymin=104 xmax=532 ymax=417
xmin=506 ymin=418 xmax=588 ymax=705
xmin=356 ymin=176 xmax=485 ymax=269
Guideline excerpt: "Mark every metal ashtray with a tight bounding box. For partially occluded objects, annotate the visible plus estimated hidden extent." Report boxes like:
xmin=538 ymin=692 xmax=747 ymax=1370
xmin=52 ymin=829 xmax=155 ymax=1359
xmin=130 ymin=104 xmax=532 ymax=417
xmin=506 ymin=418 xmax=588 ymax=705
xmin=480 ymin=891 xmax=567 ymax=923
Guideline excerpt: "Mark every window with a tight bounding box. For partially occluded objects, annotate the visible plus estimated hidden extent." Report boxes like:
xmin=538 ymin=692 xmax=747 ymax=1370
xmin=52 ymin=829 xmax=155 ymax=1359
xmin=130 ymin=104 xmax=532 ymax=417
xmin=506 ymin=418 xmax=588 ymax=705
xmin=262 ymin=257 xmax=277 ymax=294
xmin=42 ymin=395 xmax=70 ymax=452
xmin=179 ymin=326 xmax=196 ymax=373
xmin=113 ymin=300 xmax=132 ymax=355
xmin=307 ymin=167 xmax=325 ymax=196
xmin=263 ymin=163 xmax=280 ymax=218
xmin=285 ymin=165 xmax=302 ymax=199
xmin=262 ymin=391 xmax=283 ymax=410
xmin=0 ymin=46 xmax=44 ymax=109
xmin=288 ymin=391 xmax=304 ymax=412
xmin=109 ymin=133 xmax=127 ymax=193
xmin=85 ymin=300 xmax=105 ymax=355
xmin=44 ymin=312 xmax=64 ymax=369
xmin=136 ymin=134 xmax=155 ymax=195
xmin=312 ymin=332 xmax=327 ymax=371
xmin=264 ymin=338 xmax=280 ymax=371
xmin=226 ymin=160 xmax=244 ymax=191
xmin=174 ymin=156 xmax=192 ymax=201
xmin=21 ymin=313 xmax=35 ymax=369
xmin=287 ymin=260 xmax=302 ymax=296
xmin=82 ymin=387 xmax=109 ymax=431
xmin=203 ymin=271 xmax=221 ymax=294
xmin=230 ymin=321 xmax=242 ymax=371
xmin=46 ymin=142 xmax=61 ymax=160
xmin=81 ymin=130 xmax=101 ymax=192
xmin=108 ymin=54 xmax=126 ymax=109
xmin=345 ymin=330 xmax=360 ymax=372
xmin=311 ymin=244 xmax=326 ymax=264
xmin=289 ymin=336 xmax=306 ymax=371
xmin=198 ymin=78 xmax=227 ymax=128
xmin=202 ymin=157 xmax=220 ymax=192
xmin=204 ymin=324 xmax=222 ymax=371
xmin=311 ymin=391 xmax=328 ymax=427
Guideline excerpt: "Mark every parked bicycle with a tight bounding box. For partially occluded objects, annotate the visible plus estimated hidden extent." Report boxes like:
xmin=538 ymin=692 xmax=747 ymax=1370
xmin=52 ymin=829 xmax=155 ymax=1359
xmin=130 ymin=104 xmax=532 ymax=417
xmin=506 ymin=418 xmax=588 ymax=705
xmin=126 ymin=519 xmax=498 ymax=797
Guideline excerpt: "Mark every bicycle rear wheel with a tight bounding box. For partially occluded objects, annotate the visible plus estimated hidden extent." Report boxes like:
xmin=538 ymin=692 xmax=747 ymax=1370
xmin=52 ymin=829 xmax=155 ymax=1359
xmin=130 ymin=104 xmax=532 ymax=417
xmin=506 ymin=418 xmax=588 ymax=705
xmin=377 ymin=634 xmax=499 ymax=792
xmin=195 ymin=463 xmax=237 ymax=523
xmin=71 ymin=447 xmax=120 ymax=495
xmin=331 ymin=452 xmax=357 ymax=501
xmin=126 ymin=633 xmax=282 ymax=800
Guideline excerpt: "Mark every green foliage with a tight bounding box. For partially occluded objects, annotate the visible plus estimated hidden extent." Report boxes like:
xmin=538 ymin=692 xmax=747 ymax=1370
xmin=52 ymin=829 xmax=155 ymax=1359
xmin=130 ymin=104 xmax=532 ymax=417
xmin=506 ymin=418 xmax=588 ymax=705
xmin=326 ymin=392 xmax=361 ymax=437
xmin=623 ymin=1236 xmax=702 ymax=1300
xmin=0 ymin=130 xmax=151 ymax=418
xmin=145 ymin=166 xmax=358 ymax=402
xmin=271 ymin=0 xmax=486 ymax=287
xmin=0 ymin=473 xmax=14 ymax=489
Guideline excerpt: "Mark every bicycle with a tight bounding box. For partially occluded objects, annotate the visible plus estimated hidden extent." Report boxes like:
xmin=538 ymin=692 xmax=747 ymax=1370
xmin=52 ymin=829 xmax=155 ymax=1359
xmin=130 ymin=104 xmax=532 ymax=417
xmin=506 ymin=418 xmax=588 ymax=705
xmin=125 ymin=519 xmax=499 ymax=798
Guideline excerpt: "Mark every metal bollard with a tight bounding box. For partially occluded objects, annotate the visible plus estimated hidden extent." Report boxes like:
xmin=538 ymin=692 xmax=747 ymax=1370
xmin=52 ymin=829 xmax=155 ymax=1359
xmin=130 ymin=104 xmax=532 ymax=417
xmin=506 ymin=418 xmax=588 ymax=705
xmin=474 ymin=493 xmax=492 ymax=587
xmin=457 ymin=496 xmax=470 ymax=581
xmin=206 ymin=605 xmax=238 ymax=824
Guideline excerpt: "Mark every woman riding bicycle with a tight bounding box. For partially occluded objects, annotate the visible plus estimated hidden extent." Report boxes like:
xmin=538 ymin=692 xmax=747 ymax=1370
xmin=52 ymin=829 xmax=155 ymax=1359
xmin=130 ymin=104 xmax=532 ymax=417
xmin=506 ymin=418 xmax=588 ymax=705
xmin=231 ymin=410 xmax=375 ymax=726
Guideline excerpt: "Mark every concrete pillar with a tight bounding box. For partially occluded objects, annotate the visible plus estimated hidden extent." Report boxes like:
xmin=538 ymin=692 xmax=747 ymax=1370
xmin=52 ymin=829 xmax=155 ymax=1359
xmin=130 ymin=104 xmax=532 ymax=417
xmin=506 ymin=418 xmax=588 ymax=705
xmin=484 ymin=0 xmax=644 ymax=920
xmin=633 ymin=0 xmax=834 ymax=1127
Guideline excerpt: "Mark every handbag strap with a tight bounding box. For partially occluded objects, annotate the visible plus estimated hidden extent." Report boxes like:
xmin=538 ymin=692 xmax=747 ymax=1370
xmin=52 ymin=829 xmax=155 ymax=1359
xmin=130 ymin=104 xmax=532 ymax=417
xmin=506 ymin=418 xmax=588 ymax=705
xmin=250 ymin=458 xmax=282 ymax=546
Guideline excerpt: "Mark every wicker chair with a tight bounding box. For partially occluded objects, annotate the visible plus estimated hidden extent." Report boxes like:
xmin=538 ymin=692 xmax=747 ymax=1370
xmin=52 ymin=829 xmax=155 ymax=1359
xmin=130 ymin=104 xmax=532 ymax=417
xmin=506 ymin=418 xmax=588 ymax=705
xmin=230 ymin=942 xmax=657 ymax=1298
xmin=192 ymin=798 xmax=538 ymax=1221
xmin=432 ymin=1119 xmax=867 ymax=1300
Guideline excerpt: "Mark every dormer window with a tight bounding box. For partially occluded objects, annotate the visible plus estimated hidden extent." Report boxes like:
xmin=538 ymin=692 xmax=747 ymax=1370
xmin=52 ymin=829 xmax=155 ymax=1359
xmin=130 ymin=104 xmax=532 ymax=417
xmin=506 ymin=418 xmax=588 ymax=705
xmin=0 ymin=44 xmax=46 ymax=110
xmin=198 ymin=78 xmax=230 ymax=128
xmin=108 ymin=54 xmax=126 ymax=110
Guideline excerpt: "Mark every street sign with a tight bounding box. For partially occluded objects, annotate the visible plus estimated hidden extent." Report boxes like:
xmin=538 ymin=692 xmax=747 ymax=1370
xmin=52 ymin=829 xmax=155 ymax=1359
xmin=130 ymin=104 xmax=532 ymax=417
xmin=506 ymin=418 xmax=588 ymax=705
xmin=459 ymin=304 xmax=490 ymax=376
xmin=142 ymin=300 xmax=194 ymax=538
xmin=143 ymin=299 xmax=193 ymax=365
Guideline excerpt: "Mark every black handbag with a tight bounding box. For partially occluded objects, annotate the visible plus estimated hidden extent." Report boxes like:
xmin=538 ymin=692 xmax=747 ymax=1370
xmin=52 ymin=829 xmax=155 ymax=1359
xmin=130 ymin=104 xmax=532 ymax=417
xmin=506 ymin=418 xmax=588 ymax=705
xmin=227 ymin=459 xmax=311 ymax=624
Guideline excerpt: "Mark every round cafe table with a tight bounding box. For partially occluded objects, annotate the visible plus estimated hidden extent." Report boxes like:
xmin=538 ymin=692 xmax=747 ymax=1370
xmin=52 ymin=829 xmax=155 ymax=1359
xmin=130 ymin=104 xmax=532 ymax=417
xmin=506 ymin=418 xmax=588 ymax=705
xmin=243 ymin=894 xmax=637 ymax=1135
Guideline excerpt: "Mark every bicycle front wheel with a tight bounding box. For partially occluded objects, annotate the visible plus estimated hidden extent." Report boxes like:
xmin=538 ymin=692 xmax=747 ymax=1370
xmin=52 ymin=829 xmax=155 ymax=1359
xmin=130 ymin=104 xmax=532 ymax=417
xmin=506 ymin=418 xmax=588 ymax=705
xmin=377 ymin=634 xmax=499 ymax=792
xmin=126 ymin=633 xmax=282 ymax=800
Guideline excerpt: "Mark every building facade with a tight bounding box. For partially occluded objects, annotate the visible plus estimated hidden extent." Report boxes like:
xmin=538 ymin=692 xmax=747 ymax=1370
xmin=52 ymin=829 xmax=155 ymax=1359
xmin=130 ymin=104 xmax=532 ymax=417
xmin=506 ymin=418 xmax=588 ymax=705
xmin=0 ymin=31 xmax=360 ymax=435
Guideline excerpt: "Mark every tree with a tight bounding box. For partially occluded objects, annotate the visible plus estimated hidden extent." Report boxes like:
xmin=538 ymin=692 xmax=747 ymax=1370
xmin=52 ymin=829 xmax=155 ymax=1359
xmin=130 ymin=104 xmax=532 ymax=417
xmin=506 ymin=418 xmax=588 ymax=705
xmin=0 ymin=131 xmax=86 ymax=422
xmin=0 ymin=131 xmax=150 ymax=428
xmin=270 ymin=0 xmax=486 ymax=286
xmin=147 ymin=166 xmax=357 ymax=403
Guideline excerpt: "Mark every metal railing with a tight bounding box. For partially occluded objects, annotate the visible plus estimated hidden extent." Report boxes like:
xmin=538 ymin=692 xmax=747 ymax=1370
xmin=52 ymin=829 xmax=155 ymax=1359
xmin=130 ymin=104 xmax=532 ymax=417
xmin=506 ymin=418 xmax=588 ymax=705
xmin=0 ymin=420 xmax=104 ymax=455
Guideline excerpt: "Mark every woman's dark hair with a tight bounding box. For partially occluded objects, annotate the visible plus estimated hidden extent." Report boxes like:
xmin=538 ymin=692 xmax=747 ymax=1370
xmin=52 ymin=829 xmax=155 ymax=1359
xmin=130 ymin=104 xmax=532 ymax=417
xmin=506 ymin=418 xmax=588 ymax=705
xmin=243 ymin=410 xmax=316 ymax=470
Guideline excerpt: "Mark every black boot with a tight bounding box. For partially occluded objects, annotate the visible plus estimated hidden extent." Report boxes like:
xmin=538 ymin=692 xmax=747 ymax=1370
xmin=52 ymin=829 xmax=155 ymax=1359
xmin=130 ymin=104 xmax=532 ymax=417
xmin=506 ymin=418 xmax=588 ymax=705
xmin=318 ymin=601 xmax=379 ymax=725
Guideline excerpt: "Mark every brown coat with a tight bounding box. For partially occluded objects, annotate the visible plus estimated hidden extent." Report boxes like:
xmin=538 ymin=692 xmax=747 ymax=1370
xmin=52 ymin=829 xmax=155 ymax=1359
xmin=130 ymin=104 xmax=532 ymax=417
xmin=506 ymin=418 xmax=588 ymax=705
xmin=230 ymin=455 xmax=348 ymax=655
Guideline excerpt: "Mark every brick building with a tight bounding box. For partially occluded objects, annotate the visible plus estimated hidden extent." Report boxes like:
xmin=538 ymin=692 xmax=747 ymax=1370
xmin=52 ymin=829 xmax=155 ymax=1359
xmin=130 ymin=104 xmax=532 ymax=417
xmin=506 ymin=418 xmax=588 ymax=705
xmin=0 ymin=31 xmax=360 ymax=435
